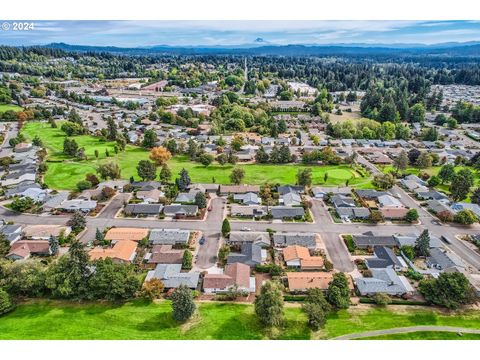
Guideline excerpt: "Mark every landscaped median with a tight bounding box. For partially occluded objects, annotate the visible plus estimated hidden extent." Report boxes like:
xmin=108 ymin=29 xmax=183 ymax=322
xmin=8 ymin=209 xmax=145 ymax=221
xmin=1 ymin=300 xmax=479 ymax=340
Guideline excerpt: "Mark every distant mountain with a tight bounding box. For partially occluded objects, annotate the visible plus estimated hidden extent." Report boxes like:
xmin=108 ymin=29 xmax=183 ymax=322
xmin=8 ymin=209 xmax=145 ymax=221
xmin=41 ymin=41 xmax=480 ymax=57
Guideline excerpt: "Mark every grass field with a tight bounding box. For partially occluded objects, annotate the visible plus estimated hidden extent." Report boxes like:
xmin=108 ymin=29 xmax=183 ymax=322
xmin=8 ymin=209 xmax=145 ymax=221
xmin=0 ymin=104 xmax=22 ymax=113
xmin=1 ymin=300 xmax=479 ymax=340
xmin=359 ymin=331 xmax=480 ymax=340
xmin=21 ymin=121 xmax=373 ymax=190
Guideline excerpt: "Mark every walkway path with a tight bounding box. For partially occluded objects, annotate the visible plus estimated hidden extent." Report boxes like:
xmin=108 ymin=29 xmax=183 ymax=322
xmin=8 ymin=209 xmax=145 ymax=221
xmin=333 ymin=325 xmax=480 ymax=339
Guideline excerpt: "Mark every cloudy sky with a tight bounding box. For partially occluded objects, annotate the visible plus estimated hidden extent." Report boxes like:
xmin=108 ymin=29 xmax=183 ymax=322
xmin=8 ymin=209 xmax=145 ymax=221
xmin=1 ymin=20 xmax=479 ymax=47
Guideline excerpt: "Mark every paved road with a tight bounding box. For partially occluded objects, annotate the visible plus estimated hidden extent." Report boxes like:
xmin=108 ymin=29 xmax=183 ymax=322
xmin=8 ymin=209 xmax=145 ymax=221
xmin=333 ymin=325 xmax=480 ymax=340
xmin=0 ymin=122 xmax=18 ymax=157
xmin=97 ymin=193 xmax=131 ymax=219
xmin=195 ymin=197 xmax=225 ymax=269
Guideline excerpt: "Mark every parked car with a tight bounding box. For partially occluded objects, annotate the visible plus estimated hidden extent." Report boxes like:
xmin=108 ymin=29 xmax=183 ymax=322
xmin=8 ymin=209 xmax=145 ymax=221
xmin=241 ymin=227 xmax=251 ymax=231
xmin=199 ymin=237 xmax=206 ymax=245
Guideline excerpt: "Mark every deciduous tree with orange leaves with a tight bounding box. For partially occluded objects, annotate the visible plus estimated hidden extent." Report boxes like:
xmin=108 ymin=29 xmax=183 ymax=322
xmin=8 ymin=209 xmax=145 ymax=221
xmin=149 ymin=146 xmax=172 ymax=166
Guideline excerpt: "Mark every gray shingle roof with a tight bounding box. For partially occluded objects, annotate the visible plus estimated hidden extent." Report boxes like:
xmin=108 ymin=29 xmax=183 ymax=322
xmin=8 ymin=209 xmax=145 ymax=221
xmin=273 ymin=232 xmax=316 ymax=249
xmin=271 ymin=206 xmax=305 ymax=219
xmin=355 ymin=268 xmax=413 ymax=296
xmin=146 ymin=264 xmax=200 ymax=289
xmin=227 ymin=243 xmax=263 ymax=267
xmin=366 ymin=246 xmax=403 ymax=269
xmin=149 ymin=229 xmax=190 ymax=245
xmin=352 ymin=232 xmax=397 ymax=248
xmin=124 ymin=203 xmax=163 ymax=215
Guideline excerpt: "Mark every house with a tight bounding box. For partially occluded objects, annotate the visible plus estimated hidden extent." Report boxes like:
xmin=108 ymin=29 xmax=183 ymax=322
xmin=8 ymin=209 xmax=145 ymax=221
xmin=415 ymin=189 xmax=448 ymax=201
xmin=19 ymin=187 xmax=49 ymax=202
xmin=124 ymin=203 xmax=163 ymax=216
xmin=287 ymin=272 xmax=353 ymax=292
xmin=311 ymin=187 xmax=326 ymax=199
xmin=271 ymin=206 xmax=305 ymax=219
xmin=380 ymin=207 xmax=409 ymax=219
xmin=228 ymin=231 xmax=271 ymax=247
xmin=104 ymin=227 xmax=149 ymax=242
xmin=89 ymin=240 xmax=138 ymax=264
xmin=280 ymin=192 xmax=302 ymax=206
xmin=426 ymin=248 xmax=465 ymax=270
xmin=451 ymin=202 xmax=480 ymax=219
xmin=233 ymin=192 xmax=261 ymax=205
xmin=189 ymin=183 xmax=219 ymax=194
xmin=336 ymin=207 xmax=370 ymax=220
xmin=55 ymin=199 xmax=98 ymax=213
xmin=227 ymin=243 xmax=266 ymax=267
xmin=0 ymin=224 xmax=22 ymax=243
xmin=283 ymin=245 xmax=324 ymax=270
xmin=366 ymin=246 xmax=404 ymax=271
xmin=377 ymin=194 xmax=404 ymax=208
xmin=352 ymin=232 xmax=397 ymax=249
xmin=277 ymin=185 xmax=304 ymax=195
xmin=144 ymin=245 xmax=184 ymax=266
xmin=273 ymin=232 xmax=317 ymax=249
xmin=355 ymin=268 xmax=414 ymax=296
xmin=4 ymin=182 xmax=41 ymax=198
xmin=203 ymin=263 xmax=255 ymax=294
xmin=1 ymin=172 xmax=36 ymax=187
xmin=331 ymin=194 xmax=356 ymax=208
xmin=175 ymin=191 xmax=199 ymax=204
xmin=355 ymin=189 xmax=388 ymax=200
xmin=42 ymin=191 xmax=70 ymax=211
xmin=145 ymin=264 xmax=200 ymax=289
xmin=427 ymin=200 xmax=453 ymax=216
xmin=219 ymin=185 xmax=260 ymax=195
xmin=136 ymin=189 xmax=164 ymax=203
xmin=22 ymin=225 xmax=72 ymax=240
xmin=230 ymin=205 xmax=267 ymax=218
xmin=14 ymin=142 xmax=33 ymax=153
xmin=6 ymin=240 xmax=51 ymax=260
xmin=394 ymin=234 xmax=443 ymax=248
xmin=149 ymin=229 xmax=190 ymax=246
xmin=163 ymin=204 xmax=198 ymax=217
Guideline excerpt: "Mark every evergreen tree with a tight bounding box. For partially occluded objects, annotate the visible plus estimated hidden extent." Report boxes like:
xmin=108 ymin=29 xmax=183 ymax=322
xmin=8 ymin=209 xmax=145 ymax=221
xmin=221 ymin=218 xmax=231 ymax=237
xmin=326 ymin=273 xmax=351 ymax=309
xmin=194 ymin=191 xmax=207 ymax=209
xmin=171 ymin=284 xmax=196 ymax=322
xmin=254 ymin=281 xmax=284 ymax=327
xmin=177 ymin=168 xmax=191 ymax=191
xmin=159 ymin=164 xmax=172 ymax=184
xmin=415 ymin=229 xmax=430 ymax=257
xmin=49 ymin=235 xmax=59 ymax=255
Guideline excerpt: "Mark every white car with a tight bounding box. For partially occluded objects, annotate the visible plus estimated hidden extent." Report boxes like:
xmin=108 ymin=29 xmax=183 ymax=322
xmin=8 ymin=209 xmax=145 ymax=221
xmin=241 ymin=227 xmax=252 ymax=231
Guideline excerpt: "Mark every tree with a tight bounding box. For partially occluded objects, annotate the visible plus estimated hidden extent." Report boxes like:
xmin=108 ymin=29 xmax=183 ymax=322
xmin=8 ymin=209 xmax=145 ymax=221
xmin=49 ymin=235 xmax=59 ymax=255
xmin=302 ymin=288 xmax=332 ymax=330
xmin=97 ymin=162 xmax=121 ymax=180
xmin=45 ymin=240 xmax=90 ymax=299
xmin=438 ymin=164 xmax=455 ymax=184
xmin=159 ymin=164 xmax=172 ymax=184
xmin=454 ymin=209 xmax=478 ymax=225
xmin=171 ymin=284 xmax=196 ymax=322
xmin=401 ymin=245 xmax=415 ymax=261
xmin=296 ymin=168 xmax=313 ymax=187
xmin=95 ymin=228 xmax=104 ymax=243
xmin=106 ymin=117 xmax=117 ymax=140
xmin=372 ymin=293 xmax=391 ymax=306
xmin=254 ymin=281 xmax=284 ymax=328
xmin=427 ymin=175 xmax=441 ymax=187
xmin=149 ymin=146 xmax=172 ymax=166
xmin=230 ymin=167 xmax=245 ymax=185
xmin=415 ymin=229 xmax=430 ymax=257
xmin=177 ymin=168 xmax=191 ymax=191
xmin=408 ymin=148 xmax=421 ymax=165
xmin=136 ymin=160 xmax=157 ymax=181
xmin=76 ymin=180 xmax=92 ymax=192
xmin=67 ymin=211 xmax=86 ymax=234
xmin=471 ymin=187 xmax=480 ymax=206
xmin=405 ymin=209 xmax=419 ymax=223
xmin=369 ymin=210 xmax=384 ymax=223
xmin=94 ymin=149 xmax=99 ymax=159
xmin=63 ymin=138 xmax=78 ymax=157
xmin=450 ymin=169 xmax=474 ymax=202
xmin=0 ymin=233 xmax=10 ymax=257
xmin=142 ymin=129 xmax=157 ymax=148
xmin=255 ymin=146 xmax=269 ymax=163
xmin=182 ymin=250 xmax=193 ymax=270
xmin=0 ymin=288 xmax=14 ymax=316
xmin=32 ymin=135 xmax=43 ymax=147
xmin=10 ymin=197 xmax=35 ymax=212
xmin=198 ymin=153 xmax=214 ymax=167
xmin=87 ymin=258 xmax=140 ymax=301
xmin=326 ymin=273 xmax=351 ymax=309
xmin=231 ymin=135 xmax=244 ymax=151
xmin=394 ymin=150 xmax=409 ymax=173
xmin=86 ymin=173 xmax=100 ymax=187
xmin=221 ymin=218 xmax=231 ymax=237
xmin=372 ymin=173 xmax=395 ymax=190
xmin=416 ymin=152 xmax=432 ymax=169
xmin=409 ymin=103 xmax=426 ymax=123
xmin=139 ymin=278 xmax=164 ymax=301
xmin=419 ymin=272 xmax=474 ymax=309
xmin=194 ymin=191 xmax=207 ymax=209
xmin=216 ymin=153 xmax=228 ymax=166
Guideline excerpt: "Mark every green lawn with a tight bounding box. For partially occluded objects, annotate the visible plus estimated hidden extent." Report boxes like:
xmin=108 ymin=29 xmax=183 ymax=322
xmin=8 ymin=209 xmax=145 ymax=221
xmin=1 ymin=300 xmax=480 ymax=340
xmin=21 ymin=121 xmax=373 ymax=190
xmin=359 ymin=331 xmax=480 ymax=340
xmin=0 ymin=104 xmax=22 ymax=113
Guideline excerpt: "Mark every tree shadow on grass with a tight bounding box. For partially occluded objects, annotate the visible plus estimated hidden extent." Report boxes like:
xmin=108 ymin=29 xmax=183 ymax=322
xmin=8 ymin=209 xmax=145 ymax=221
xmin=406 ymin=311 xmax=438 ymax=326
xmin=136 ymin=312 xmax=179 ymax=333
